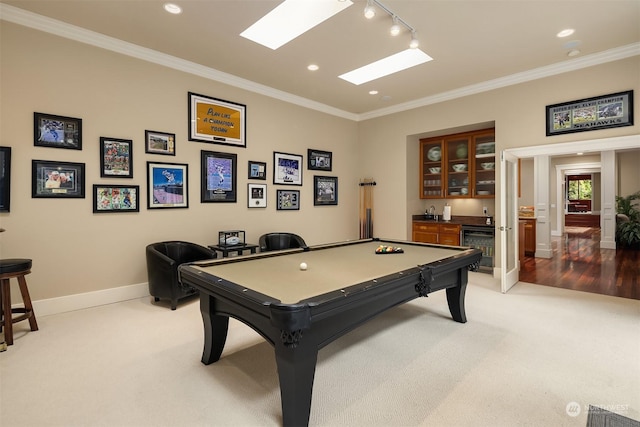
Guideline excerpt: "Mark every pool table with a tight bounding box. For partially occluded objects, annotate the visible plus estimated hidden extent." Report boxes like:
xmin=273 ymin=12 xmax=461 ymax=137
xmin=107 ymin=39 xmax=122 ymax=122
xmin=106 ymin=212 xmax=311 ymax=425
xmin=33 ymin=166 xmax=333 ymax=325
xmin=178 ymin=238 xmax=481 ymax=426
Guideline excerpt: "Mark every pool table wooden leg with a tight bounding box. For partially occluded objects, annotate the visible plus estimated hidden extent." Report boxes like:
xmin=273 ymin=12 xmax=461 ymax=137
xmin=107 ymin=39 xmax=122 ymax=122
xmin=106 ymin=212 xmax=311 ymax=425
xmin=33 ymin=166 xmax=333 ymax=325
xmin=446 ymin=281 xmax=468 ymax=323
xmin=275 ymin=339 xmax=318 ymax=427
xmin=200 ymin=294 xmax=229 ymax=365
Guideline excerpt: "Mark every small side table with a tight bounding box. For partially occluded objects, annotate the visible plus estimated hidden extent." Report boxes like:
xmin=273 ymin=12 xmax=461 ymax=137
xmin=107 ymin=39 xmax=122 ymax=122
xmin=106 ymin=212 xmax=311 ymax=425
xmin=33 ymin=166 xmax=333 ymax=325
xmin=208 ymin=243 xmax=259 ymax=258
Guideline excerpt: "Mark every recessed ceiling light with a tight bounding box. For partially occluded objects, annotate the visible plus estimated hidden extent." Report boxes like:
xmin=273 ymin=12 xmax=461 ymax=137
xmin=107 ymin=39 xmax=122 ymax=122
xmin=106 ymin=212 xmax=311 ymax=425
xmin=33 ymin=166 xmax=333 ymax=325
xmin=307 ymin=64 xmax=319 ymax=71
xmin=164 ymin=3 xmax=182 ymax=14
xmin=241 ymin=0 xmax=353 ymax=50
xmin=577 ymin=152 xmax=584 ymax=155
xmin=557 ymin=29 xmax=574 ymax=38
xmin=369 ymin=90 xmax=378 ymax=95
xmin=567 ymin=49 xmax=581 ymax=57
xmin=339 ymin=49 xmax=433 ymax=85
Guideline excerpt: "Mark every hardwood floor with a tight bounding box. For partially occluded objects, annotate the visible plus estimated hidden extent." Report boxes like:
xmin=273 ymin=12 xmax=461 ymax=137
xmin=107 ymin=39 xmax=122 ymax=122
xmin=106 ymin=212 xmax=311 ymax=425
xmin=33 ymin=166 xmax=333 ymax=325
xmin=518 ymin=227 xmax=640 ymax=300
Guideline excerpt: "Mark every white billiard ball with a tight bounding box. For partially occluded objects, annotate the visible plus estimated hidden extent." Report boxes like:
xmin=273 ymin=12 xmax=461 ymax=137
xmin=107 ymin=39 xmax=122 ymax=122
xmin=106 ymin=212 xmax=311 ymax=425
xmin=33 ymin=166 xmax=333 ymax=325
xmin=299 ymin=262 xmax=308 ymax=271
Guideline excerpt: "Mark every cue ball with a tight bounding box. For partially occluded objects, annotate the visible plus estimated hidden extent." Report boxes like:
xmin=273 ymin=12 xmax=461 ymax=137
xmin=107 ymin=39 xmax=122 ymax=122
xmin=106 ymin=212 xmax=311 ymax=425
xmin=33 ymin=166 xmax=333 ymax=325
xmin=299 ymin=262 xmax=308 ymax=271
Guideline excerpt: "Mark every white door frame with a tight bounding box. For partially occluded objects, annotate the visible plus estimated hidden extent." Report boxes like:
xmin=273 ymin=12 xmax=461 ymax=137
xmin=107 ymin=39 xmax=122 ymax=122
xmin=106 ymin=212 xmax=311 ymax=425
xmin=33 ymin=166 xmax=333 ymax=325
xmin=500 ymin=150 xmax=519 ymax=293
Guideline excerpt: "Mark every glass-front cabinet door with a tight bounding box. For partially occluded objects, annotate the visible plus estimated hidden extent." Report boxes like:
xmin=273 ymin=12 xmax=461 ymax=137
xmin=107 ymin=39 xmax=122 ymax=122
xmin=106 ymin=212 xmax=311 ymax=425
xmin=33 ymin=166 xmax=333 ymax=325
xmin=419 ymin=139 xmax=443 ymax=198
xmin=473 ymin=132 xmax=496 ymax=197
xmin=445 ymin=136 xmax=470 ymax=198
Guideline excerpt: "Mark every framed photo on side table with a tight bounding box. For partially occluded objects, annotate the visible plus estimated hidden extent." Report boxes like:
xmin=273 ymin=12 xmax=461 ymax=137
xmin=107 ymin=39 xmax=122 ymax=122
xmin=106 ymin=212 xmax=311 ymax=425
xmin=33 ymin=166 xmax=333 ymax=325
xmin=93 ymin=184 xmax=139 ymax=213
xmin=248 ymin=183 xmax=267 ymax=208
xmin=0 ymin=146 xmax=11 ymax=212
xmin=314 ymin=175 xmax=338 ymax=206
xmin=34 ymin=112 xmax=82 ymax=150
xmin=273 ymin=152 xmax=302 ymax=185
xmin=201 ymin=150 xmax=237 ymax=203
xmin=307 ymin=149 xmax=332 ymax=171
xmin=277 ymin=190 xmax=300 ymax=210
xmin=100 ymin=137 xmax=133 ymax=178
xmin=145 ymin=130 xmax=175 ymax=156
xmin=147 ymin=161 xmax=188 ymax=209
xmin=32 ymin=159 xmax=85 ymax=198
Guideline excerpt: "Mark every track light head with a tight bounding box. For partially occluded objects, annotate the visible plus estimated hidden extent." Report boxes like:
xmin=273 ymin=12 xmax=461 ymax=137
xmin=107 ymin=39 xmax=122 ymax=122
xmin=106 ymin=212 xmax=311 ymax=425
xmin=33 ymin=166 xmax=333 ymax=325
xmin=364 ymin=0 xmax=375 ymax=19
xmin=409 ymin=31 xmax=419 ymax=49
xmin=390 ymin=16 xmax=401 ymax=36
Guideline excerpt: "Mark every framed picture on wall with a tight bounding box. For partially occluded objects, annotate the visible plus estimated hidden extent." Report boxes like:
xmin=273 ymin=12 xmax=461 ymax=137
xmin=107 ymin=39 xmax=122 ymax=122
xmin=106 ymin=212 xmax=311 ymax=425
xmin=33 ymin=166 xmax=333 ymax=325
xmin=307 ymin=149 xmax=332 ymax=171
xmin=273 ymin=152 xmax=302 ymax=185
xmin=146 ymin=161 xmax=188 ymax=209
xmin=145 ymin=130 xmax=176 ymax=156
xmin=277 ymin=190 xmax=300 ymax=210
xmin=34 ymin=112 xmax=82 ymax=150
xmin=248 ymin=183 xmax=267 ymax=208
xmin=248 ymin=160 xmax=266 ymax=180
xmin=188 ymin=92 xmax=246 ymax=147
xmin=93 ymin=184 xmax=140 ymax=213
xmin=32 ymin=159 xmax=85 ymax=198
xmin=201 ymin=150 xmax=237 ymax=203
xmin=0 ymin=146 xmax=11 ymax=212
xmin=314 ymin=175 xmax=338 ymax=206
xmin=100 ymin=137 xmax=133 ymax=178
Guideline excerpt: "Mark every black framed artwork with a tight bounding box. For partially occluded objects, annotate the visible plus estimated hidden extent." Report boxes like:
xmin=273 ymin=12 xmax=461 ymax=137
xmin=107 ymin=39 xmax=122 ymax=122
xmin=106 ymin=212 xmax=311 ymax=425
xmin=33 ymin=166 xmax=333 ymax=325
xmin=147 ymin=161 xmax=188 ymax=209
xmin=34 ymin=112 xmax=82 ymax=150
xmin=248 ymin=160 xmax=267 ymax=180
xmin=307 ymin=149 xmax=332 ymax=171
xmin=277 ymin=189 xmax=300 ymax=210
xmin=100 ymin=137 xmax=133 ymax=178
xmin=145 ymin=130 xmax=176 ymax=156
xmin=201 ymin=150 xmax=237 ymax=203
xmin=314 ymin=175 xmax=338 ymax=206
xmin=0 ymin=146 xmax=11 ymax=212
xmin=32 ymin=159 xmax=85 ymax=198
xmin=545 ymin=90 xmax=634 ymax=136
xmin=273 ymin=151 xmax=303 ymax=185
xmin=93 ymin=184 xmax=140 ymax=213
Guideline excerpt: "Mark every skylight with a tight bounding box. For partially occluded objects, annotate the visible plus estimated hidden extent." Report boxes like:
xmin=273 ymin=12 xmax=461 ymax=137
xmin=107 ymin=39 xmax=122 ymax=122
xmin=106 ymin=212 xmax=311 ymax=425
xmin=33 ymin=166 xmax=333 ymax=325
xmin=339 ymin=49 xmax=433 ymax=85
xmin=241 ymin=0 xmax=354 ymax=50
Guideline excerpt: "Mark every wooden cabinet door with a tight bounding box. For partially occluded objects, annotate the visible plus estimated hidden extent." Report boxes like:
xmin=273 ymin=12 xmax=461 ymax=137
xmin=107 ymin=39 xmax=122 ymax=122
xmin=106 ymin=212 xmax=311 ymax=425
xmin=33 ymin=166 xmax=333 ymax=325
xmin=413 ymin=231 xmax=439 ymax=244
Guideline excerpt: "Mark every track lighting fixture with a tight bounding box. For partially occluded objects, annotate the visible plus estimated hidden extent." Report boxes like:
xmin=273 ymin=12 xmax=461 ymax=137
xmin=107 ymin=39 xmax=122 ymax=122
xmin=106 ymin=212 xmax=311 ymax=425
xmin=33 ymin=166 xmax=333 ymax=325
xmin=363 ymin=0 xmax=419 ymax=49
xmin=390 ymin=16 xmax=401 ymax=36
xmin=409 ymin=31 xmax=419 ymax=49
xmin=364 ymin=0 xmax=376 ymax=19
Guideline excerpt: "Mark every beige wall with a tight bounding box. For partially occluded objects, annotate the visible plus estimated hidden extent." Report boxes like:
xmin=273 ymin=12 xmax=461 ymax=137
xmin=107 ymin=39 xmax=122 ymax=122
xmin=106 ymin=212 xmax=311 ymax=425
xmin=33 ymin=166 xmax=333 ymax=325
xmin=618 ymin=150 xmax=640 ymax=197
xmin=0 ymin=23 xmax=359 ymax=300
xmin=1 ymin=21 xmax=639 ymax=303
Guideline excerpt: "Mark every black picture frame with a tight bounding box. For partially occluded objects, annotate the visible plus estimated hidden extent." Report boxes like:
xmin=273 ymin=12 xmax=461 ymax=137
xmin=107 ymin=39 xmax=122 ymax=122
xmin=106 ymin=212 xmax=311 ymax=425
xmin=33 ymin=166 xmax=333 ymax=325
xmin=145 ymin=130 xmax=176 ymax=156
xmin=273 ymin=151 xmax=303 ymax=185
xmin=147 ymin=161 xmax=189 ymax=209
xmin=93 ymin=184 xmax=140 ymax=213
xmin=248 ymin=160 xmax=267 ymax=180
xmin=100 ymin=137 xmax=133 ymax=178
xmin=34 ymin=112 xmax=82 ymax=150
xmin=314 ymin=175 xmax=338 ymax=206
xmin=545 ymin=90 xmax=634 ymax=136
xmin=0 ymin=146 xmax=11 ymax=212
xmin=32 ymin=159 xmax=85 ymax=198
xmin=188 ymin=92 xmax=246 ymax=147
xmin=248 ymin=183 xmax=267 ymax=208
xmin=307 ymin=149 xmax=332 ymax=171
xmin=201 ymin=150 xmax=237 ymax=203
xmin=277 ymin=190 xmax=300 ymax=210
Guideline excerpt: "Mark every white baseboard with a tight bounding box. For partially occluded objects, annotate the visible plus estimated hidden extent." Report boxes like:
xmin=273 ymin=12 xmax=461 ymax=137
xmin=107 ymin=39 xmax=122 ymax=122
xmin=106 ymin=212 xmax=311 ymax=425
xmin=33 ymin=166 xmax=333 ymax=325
xmin=30 ymin=283 xmax=149 ymax=317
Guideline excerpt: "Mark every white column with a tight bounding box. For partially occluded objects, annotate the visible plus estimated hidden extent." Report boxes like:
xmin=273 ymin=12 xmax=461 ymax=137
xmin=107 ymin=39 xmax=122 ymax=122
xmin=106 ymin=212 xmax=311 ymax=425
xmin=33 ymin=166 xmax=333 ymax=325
xmin=534 ymin=155 xmax=552 ymax=258
xmin=600 ymin=151 xmax=617 ymax=250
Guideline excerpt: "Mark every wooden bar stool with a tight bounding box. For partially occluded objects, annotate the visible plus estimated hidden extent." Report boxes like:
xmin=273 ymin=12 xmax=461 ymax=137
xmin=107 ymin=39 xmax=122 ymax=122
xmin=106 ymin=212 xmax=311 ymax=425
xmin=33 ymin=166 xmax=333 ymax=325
xmin=0 ymin=259 xmax=39 ymax=346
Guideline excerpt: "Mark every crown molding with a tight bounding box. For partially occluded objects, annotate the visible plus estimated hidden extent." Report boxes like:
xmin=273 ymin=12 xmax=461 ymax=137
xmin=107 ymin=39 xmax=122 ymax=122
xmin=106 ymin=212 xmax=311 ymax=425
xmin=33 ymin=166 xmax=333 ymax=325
xmin=2 ymin=3 xmax=638 ymax=123
xmin=359 ymin=43 xmax=640 ymax=121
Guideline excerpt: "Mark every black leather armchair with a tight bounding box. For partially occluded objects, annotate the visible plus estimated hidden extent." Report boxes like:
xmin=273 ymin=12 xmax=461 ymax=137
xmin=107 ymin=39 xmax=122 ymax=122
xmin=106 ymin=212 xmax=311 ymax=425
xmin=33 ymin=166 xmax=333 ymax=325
xmin=258 ymin=233 xmax=307 ymax=252
xmin=146 ymin=241 xmax=216 ymax=310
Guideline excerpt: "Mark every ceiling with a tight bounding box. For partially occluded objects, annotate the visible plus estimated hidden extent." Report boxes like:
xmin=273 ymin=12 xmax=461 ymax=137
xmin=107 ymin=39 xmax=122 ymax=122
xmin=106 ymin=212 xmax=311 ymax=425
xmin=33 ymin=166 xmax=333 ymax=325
xmin=2 ymin=0 xmax=639 ymax=119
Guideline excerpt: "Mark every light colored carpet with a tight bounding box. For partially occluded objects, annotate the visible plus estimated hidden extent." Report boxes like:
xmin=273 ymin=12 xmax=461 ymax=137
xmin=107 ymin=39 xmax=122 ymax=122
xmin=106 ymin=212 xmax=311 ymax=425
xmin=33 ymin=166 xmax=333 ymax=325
xmin=1 ymin=273 xmax=639 ymax=426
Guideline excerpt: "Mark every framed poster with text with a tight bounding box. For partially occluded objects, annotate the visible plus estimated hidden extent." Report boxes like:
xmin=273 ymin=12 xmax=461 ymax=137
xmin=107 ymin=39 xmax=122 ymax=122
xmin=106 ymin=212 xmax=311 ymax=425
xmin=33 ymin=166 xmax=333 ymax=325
xmin=188 ymin=92 xmax=246 ymax=147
